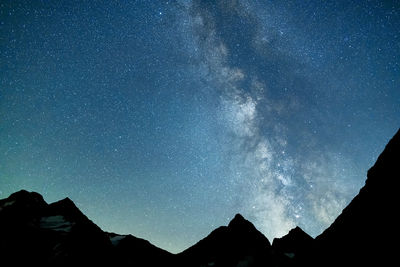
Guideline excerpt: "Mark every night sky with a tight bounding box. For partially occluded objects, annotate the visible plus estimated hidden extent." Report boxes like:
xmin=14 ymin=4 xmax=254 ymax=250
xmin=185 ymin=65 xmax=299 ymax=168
xmin=1 ymin=0 xmax=399 ymax=253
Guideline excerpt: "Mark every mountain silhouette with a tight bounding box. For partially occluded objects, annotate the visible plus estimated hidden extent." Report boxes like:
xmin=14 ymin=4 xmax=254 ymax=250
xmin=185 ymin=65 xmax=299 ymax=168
xmin=0 ymin=128 xmax=399 ymax=266
xmin=177 ymin=213 xmax=272 ymax=266
xmin=311 ymin=127 xmax=400 ymax=266
xmin=107 ymin=232 xmax=173 ymax=266
xmin=271 ymin=226 xmax=313 ymax=266
xmin=272 ymin=226 xmax=313 ymax=254
xmin=0 ymin=190 xmax=172 ymax=266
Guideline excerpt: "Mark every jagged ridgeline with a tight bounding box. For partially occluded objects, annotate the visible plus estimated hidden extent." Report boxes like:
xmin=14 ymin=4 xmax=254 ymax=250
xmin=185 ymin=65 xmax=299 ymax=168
xmin=1 ymin=128 xmax=399 ymax=266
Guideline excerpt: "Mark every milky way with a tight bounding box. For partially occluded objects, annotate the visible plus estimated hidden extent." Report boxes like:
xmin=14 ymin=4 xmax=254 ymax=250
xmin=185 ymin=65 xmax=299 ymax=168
xmin=1 ymin=1 xmax=399 ymax=253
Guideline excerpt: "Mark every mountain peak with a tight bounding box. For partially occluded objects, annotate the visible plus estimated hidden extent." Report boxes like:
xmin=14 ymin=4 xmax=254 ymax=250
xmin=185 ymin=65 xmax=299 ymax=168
xmin=8 ymin=190 xmax=45 ymax=203
xmin=58 ymin=197 xmax=75 ymax=206
xmin=272 ymin=226 xmax=313 ymax=258
xmin=9 ymin=189 xmax=29 ymax=197
xmin=47 ymin=197 xmax=87 ymax=223
xmin=49 ymin=197 xmax=78 ymax=210
xmin=1 ymin=190 xmax=47 ymax=211
xmin=179 ymin=213 xmax=271 ymax=266
xmin=227 ymin=213 xmax=257 ymax=231
xmin=228 ymin=213 xmax=246 ymax=227
xmin=289 ymin=226 xmax=308 ymax=236
xmin=233 ymin=213 xmax=245 ymax=220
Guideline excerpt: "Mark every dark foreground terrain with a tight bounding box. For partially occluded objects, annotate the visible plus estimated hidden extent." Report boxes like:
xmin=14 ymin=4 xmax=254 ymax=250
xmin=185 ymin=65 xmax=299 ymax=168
xmin=1 ymin=128 xmax=399 ymax=266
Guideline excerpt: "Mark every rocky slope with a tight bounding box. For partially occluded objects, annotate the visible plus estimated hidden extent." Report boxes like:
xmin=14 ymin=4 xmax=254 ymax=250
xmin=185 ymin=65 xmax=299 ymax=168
xmin=312 ymin=128 xmax=400 ymax=266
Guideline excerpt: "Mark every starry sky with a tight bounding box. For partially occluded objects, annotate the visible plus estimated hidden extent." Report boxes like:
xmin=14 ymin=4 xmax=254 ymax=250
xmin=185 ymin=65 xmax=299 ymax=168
xmin=1 ymin=0 xmax=399 ymax=253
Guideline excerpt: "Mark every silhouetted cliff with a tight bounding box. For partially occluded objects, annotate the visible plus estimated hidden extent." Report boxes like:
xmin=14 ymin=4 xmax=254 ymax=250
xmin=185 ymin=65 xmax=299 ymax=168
xmin=312 ymin=128 xmax=400 ymax=266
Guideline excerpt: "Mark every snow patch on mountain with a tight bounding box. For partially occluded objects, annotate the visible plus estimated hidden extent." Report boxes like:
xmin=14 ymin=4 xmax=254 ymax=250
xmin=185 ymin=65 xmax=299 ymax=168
xmin=2 ymin=200 xmax=15 ymax=207
xmin=40 ymin=215 xmax=74 ymax=232
xmin=110 ymin=235 xmax=126 ymax=246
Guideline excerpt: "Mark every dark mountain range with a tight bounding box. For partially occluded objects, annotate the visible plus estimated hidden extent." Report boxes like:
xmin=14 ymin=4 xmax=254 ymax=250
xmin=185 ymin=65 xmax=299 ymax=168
xmin=0 ymin=190 xmax=109 ymax=266
xmin=0 ymin=190 xmax=173 ymax=266
xmin=0 ymin=128 xmax=398 ymax=266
